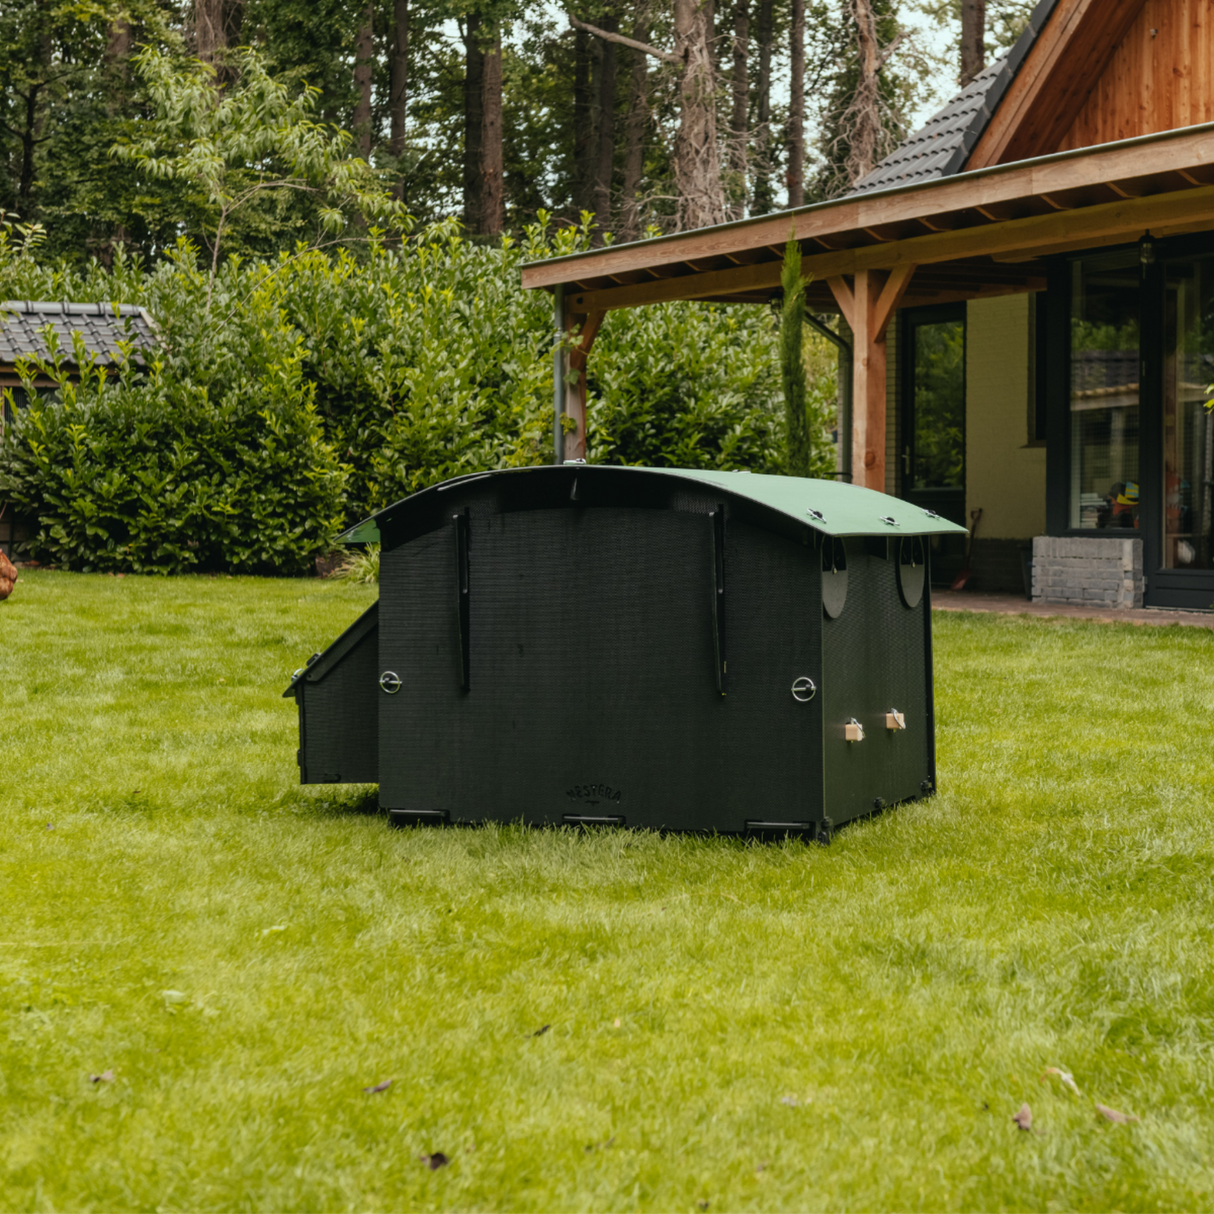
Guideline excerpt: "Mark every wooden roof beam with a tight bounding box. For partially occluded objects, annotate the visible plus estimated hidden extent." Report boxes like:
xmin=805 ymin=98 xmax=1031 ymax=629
xmin=522 ymin=126 xmax=1214 ymax=293
xmin=564 ymin=184 xmax=1214 ymax=312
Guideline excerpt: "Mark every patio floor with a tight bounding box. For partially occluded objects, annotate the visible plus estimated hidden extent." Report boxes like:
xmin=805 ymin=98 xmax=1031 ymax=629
xmin=932 ymin=589 xmax=1213 ymax=628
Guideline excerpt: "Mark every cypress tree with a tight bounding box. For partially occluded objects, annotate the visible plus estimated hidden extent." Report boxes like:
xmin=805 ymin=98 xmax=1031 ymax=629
xmin=780 ymin=237 xmax=812 ymax=477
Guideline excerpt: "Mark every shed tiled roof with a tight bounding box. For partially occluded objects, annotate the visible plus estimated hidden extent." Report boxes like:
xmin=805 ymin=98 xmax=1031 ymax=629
xmin=0 ymin=301 xmax=158 ymax=370
xmin=849 ymin=0 xmax=1061 ymax=196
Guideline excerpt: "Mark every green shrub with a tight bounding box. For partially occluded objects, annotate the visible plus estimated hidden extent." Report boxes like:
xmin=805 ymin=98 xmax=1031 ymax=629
xmin=0 ymin=356 xmax=347 ymax=575
xmin=0 ymin=218 xmax=839 ymax=573
xmin=587 ymin=299 xmax=786 ymax=471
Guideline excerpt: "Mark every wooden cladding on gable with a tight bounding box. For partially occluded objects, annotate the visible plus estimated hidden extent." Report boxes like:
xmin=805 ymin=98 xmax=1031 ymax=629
xmin=970 ymin=0 xmax=1214 ymax=169
xmin=1058 ymin=0 xmax=1214 ymax=152
xmin=967 ymin=0 xmax=1146 ymax=169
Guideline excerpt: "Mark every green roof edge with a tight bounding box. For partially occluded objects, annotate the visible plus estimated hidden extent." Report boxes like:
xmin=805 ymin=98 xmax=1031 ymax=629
xmin=336 ymin=466 xmax=968 ymax=544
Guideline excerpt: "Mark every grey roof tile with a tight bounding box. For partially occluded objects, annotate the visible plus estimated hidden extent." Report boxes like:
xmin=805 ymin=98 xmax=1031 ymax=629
xmin=848 ymin=0 xmax=1061 ymax=196
xmin=0 ymin=301 xmax=158 ymax=370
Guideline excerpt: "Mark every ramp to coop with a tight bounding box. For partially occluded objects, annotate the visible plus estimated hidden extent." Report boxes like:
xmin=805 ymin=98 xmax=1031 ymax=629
xmin=287 ymin=600 xmax=379 ymax=785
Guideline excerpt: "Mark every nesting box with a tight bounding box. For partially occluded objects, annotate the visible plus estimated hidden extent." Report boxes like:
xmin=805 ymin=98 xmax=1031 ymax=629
xmin=286 ymin=466 xmax=965 ymax=837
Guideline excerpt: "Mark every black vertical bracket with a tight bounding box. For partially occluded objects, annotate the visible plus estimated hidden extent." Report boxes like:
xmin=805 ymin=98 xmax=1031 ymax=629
xmin=709 ymin=506 xmax=726 ymax=695
xmin=454 ymin=511 xmax=470 ymax=690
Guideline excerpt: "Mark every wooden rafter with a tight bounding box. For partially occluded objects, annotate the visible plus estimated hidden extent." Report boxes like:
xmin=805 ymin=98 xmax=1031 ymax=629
xmin=522 ymin=124 xmax=1214 ymax=294
xmin=561 ymin=183 xmax=1214 ymax=312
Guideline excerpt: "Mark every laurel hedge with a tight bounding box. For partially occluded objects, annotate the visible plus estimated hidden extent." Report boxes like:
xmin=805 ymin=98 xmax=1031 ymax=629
xmin=0 ymin=218 xmax=827 ymax=574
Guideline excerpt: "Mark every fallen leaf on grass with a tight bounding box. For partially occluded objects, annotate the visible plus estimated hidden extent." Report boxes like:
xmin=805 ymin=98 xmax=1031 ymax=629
xmin=89 ymin=1070 xmax=114 ymax=1083
xmin=420 ymin=1152 xmax=449 ymax=1170
xmin=532 ymin=1024 xmax=550 ymax=1037
xmin=1013 ymin=1103 xmax=1032 ymax=1131
xmin=363 ymin=1079 xmax=392 ymax=1094
xmin=1041 ymin=1066 xmax=1081 ymax=1097
xmin=613 ymin=1018 xmax=621 ymax=1028
xmin=260 ymin=925 xmax=288 ymax=937
xmin=1096 ymin=1103 xmax=1139 ymax=1124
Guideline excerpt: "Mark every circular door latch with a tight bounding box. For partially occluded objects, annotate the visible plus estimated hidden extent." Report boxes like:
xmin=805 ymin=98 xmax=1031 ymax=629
xmin=791 ymin=676 xmax=817 ymax=702
xmin=379 ymin=670 xmax=402 ymax=695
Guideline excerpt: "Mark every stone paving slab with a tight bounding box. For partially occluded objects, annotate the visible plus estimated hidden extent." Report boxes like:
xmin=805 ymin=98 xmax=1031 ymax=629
xmin=932 ymin=589 xmax=1212 ymax=629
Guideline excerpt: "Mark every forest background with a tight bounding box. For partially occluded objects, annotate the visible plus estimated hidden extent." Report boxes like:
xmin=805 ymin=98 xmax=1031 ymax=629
xmin=3 ymin=0 xmax=1038 ymax=254
xmin=0 ymin=0 xmax=1032 ymax=574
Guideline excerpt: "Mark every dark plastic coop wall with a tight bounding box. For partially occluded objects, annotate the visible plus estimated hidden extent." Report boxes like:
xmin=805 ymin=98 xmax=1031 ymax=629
xmin=292 ymin=467 xmax=938 ymax=831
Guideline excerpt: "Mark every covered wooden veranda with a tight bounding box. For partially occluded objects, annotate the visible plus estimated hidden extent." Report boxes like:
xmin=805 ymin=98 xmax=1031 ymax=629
xmin=521 ymin=122 xmax=1214 ymax=491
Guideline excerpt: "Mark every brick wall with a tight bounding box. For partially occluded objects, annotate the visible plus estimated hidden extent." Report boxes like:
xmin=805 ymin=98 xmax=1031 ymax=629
xmin=1031 ymin=536 xmax=1143 ymax=608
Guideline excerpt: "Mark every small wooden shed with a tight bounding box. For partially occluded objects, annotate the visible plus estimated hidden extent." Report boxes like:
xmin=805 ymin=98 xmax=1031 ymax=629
xmin=288 ymin=465 xmax=964 ymax=836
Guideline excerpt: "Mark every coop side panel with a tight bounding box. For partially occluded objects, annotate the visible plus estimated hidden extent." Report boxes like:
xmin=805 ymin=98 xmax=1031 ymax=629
xmin=821 ymin=544 xmax=932 ymax=824
xmin=378 ymin=506 xmax=821 ymax=830
xmin=299 ymin=610 xmax=380 ymax=785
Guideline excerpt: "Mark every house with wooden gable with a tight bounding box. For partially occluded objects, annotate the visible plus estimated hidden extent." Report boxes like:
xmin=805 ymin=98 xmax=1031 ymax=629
xmin=522 ymin=0 xmax=1214 ymax=611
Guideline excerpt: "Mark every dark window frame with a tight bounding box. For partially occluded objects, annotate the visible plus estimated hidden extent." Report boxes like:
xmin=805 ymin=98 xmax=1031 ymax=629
xmin=898 ymin=302 xmax=967 ymax=506
xmin=1043 ymin=229 xmax=1214 ymax=609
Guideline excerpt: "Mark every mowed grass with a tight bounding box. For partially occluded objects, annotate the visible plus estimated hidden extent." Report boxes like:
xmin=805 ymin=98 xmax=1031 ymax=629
xmin=4 ymin=571 xmax=1214 ymax=1212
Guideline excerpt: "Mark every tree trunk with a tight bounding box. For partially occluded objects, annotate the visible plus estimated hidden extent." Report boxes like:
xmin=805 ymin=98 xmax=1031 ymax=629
xmin=104 ymin=18 xmax=132 ymax=69
xmin=573 ymin=24 xmax=594 ymax=215
xmin=960 ymin=0 xmax=985 ymax=87
xmin=727 ymin=0 xmax=748 ymax=219
xmin=389 ymin=0 xmax=409 ymax=158
xmin=619 ymin=5 xmax=650 ymax=242
xmin=463 ymin=14 xmax=485 ymax=232
xmin=592 ymin=8 xmax=618 ymax=239
xmin=847 ymin=0 xmax=882 ymax=186
xmin=786 ymin=0 xmax=804 ymax=207
xmin=751 ymin=0 xmax=773 ymax=214
xmin=103 ymin=17 xmax=134 ymax=256
xmin=672 ymin=0 xmax=724 ymax=230
xmin=194 ymin=0 xmax=225 ymax=62
xmin=481 ymin=21 xmax=504 ymax=235
xmin=15 ymin=83 xmax=43 ymax=204
xmin=573 ymin=1 xmax=723 ymax=230
xmin=353 ymin=4 xmax=374 ymax=160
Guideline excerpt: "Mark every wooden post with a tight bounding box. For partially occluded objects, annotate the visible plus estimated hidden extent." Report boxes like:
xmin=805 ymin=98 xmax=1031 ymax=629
xmin=827 ymin=266 xmax=915 ymax=491
xmin=552 ymin=285 xmax=566 ymax=464
xmin=563 ymin=309 xmax=605 ymax=463
xmin=852 ymin=269 xmax=883 ymax=491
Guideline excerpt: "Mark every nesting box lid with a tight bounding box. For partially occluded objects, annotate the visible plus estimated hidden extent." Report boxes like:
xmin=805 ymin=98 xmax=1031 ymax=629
xmin=337 ymin=466 xmax=969 ymax=545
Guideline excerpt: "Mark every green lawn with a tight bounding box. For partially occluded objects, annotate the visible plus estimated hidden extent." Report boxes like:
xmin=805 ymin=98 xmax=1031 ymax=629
xmin=3 ymin=571 xmax=1214 ymax=1212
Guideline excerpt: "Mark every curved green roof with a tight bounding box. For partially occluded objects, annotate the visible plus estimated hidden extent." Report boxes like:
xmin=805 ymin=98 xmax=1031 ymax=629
xmin=337 ymin=466 xmax=969 ymax=545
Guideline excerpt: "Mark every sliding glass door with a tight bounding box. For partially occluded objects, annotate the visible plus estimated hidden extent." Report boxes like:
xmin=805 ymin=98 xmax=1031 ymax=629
xmin=1068 ymin=253 xmax=1141 ymax=532
xmin=1161 ymin=256 xmax=1214 ymax=572
xmin=1059 ymin=238 xmax=1214 ymax=609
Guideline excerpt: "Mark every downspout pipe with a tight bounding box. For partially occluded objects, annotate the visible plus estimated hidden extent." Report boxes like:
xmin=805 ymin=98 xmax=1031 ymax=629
xmin=803 ymin=309 xmax=853 ymax=482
